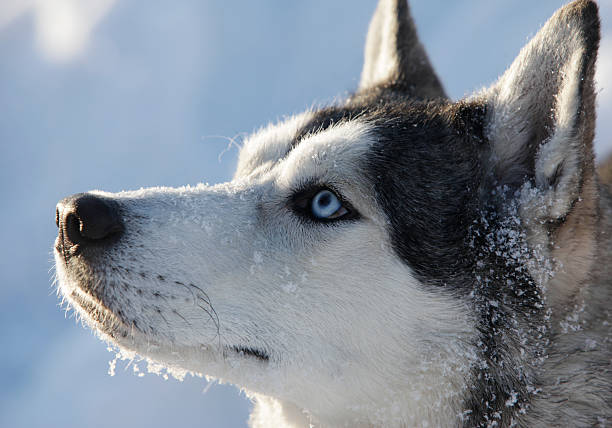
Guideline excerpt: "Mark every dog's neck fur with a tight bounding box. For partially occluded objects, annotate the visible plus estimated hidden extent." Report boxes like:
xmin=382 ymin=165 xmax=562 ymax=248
xmin=523 ymin=183 xmax=612 ymax=428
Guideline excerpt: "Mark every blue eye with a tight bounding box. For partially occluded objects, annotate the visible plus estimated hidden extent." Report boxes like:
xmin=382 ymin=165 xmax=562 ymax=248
xmin=311 ymin=189 xmax=347 ymax=219
xmin=292 ymin=186 xmax=357 ymax=222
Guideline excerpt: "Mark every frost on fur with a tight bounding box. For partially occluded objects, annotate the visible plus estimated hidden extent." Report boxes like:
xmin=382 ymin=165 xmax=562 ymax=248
xmin=52 ymin=1 xmax=610 ymax=427
xmin=482 ymin=0 xmax=599 ymax=223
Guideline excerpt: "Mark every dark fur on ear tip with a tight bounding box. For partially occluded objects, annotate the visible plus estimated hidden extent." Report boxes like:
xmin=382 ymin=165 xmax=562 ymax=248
xmin=561 ymin=0 xmax=600 ymax=56
xmin=359 ymin=0 xmax=447 ymax=99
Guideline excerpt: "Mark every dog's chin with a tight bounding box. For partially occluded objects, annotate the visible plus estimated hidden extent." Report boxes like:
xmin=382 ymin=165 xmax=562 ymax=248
xmin=67 ymin=287 xmax=131 ymax=339
xmin=55 ymin=268 xmax=129 ymax=344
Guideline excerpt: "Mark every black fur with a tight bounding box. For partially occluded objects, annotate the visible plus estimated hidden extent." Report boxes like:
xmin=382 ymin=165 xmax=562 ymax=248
xmin=293 ymin=90 xmax=487 ymax=286
xmin=361 ymin=0 xmax=447 ymax=99
xmin=288 ymin=87 xmax=551 ymax=426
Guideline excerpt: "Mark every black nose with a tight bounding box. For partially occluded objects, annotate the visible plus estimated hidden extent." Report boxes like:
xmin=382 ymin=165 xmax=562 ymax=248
xmin=56 ymin=193 xmax=123 ymax=252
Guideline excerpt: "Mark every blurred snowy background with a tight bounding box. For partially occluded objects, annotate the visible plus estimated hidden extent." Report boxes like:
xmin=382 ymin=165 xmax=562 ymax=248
xmin=0 ymin=1 xmax=610 ymax=427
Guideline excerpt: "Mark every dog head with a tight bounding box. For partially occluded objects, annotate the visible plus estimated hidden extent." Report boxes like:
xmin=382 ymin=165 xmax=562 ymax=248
xmin=54 ymin=1 xmax=600 ymax=426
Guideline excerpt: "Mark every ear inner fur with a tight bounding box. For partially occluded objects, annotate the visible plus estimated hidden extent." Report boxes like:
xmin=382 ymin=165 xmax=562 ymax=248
xmin=483 ymin=0 xmax=599 ymax=204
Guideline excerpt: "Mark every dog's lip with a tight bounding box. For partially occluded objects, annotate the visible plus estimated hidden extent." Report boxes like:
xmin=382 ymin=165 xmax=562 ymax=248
xmin=231 ymin=345 xmax=270 ymax=362
xmin=68 ymin=289 xmax=130 ymax=337
xmin=54 ymin=237 xmax=81 ymax=260
xmin=55 ymin=242 xmax=81 ymax=257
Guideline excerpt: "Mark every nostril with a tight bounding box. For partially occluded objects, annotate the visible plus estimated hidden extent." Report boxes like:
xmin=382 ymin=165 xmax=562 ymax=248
xmin=56 ymin=193 xmax=123 ymax=250
xmin=64 ymin=213 xmax=83 ymax=246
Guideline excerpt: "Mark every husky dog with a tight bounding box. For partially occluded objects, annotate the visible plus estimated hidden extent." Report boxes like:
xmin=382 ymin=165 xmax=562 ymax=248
xmin=54 ymin=0 xmax=611 ymax=426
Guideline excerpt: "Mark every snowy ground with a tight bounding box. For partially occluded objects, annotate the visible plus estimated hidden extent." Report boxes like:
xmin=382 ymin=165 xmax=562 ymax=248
xmin=0 ymin=1 xmax=610 ymax=427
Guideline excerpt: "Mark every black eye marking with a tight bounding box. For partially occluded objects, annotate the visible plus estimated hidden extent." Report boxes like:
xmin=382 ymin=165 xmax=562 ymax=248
xmin=290 ymin=185 xmax=360 ymax=223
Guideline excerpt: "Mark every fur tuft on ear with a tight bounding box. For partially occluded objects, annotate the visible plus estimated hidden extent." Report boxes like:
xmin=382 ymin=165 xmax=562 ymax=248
xmin=482 ymin=0 xmax=600 ymax=222
xmin=359 ymin=0 xmax=446 ymax=99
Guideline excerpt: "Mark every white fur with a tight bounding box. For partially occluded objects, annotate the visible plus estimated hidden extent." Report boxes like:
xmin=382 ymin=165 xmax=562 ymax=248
xmin=360 ymin=0 xmax=402 ymax=90
xmin=55 ymin=120 xmax=477 ymax=427
xmin=54 ymin=1 xmax=610 ymax=426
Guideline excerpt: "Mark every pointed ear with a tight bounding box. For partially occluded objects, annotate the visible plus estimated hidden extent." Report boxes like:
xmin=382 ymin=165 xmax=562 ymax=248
xmin=359 ymin=0 xmax=447 ymax=99
xmin=482 ymin=0 xmax=599 ymax=222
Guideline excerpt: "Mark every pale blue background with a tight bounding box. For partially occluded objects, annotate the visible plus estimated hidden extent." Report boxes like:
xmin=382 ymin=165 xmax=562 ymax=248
xmin=1 ymin=1 xmax=611 ymax=427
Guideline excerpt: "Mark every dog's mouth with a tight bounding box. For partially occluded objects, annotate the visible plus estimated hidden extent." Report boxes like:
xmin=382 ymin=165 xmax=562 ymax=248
xmin=231 ymin=345 xmax=270 ymax=362
xmin=71 ymin=287 xmax=270 ymax=362
xmin=69 ymin=281 xmax=270 ymax=362
xmin=56 ymin=245 xmax=271 ymax=364
xmin=67 ymin=288 xmax=131 ymax=340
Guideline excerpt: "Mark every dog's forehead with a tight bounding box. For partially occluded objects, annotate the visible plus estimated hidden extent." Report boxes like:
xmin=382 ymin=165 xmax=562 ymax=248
xmin=234 ymin=112 xmax=315 ymax=179
xmin=236 ymin=101 xmax=386 ymax=179
xmin=235 ymin=98 xmax=420 ymax=178
xmin=233 ymin=97 xmax=482 ymax=192
xmin=274 ymin=119 xmax=374 ymax=195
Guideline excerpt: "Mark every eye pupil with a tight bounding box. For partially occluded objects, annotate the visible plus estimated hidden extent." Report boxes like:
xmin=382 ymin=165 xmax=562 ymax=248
xmin=318 ymin=193 xmax=331 ymax=207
